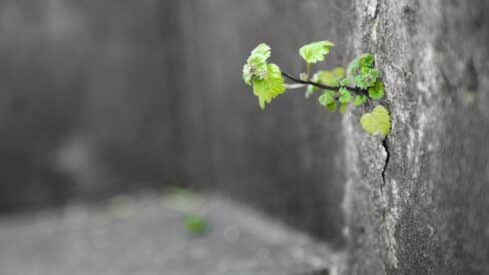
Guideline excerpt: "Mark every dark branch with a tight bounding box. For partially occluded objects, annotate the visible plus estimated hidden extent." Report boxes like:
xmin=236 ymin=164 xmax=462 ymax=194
xmin=281 ymin=71 xmax=367 ymax=95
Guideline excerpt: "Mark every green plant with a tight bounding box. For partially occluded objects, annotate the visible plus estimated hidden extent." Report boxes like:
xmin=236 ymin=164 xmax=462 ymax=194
xmin=183 ymin=214 xmax=208 ymax=237
xmin=242 ymin=41 xmax=391 ymax=136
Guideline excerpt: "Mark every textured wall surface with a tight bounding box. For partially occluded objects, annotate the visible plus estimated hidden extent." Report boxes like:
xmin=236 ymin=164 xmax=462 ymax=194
xmin=342 ymin=0 xmax=489 ymax=274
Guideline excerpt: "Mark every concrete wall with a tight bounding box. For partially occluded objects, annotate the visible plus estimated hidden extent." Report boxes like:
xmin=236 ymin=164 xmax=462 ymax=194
xmin=0 ymin=0 xmax=178 ymax=208
xmin=342 ymin=0 xmax=489 ymax=274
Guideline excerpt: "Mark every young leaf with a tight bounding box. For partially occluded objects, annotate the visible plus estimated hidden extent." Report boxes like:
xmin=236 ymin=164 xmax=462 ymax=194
xmin=340 ymin=78 xmax=351 ymax=86
xmin=347 ymin=54 xmax=379 ymax=89
xmin=353 ymin=95 xmax=368 ymax=106
xmin=299 ymin=41 xmax=335 ymax=64
xmin=318 ymin=90 xmax=337 ymax=112
xmin=242 ymin=64 xmax=253 ymax=86
xmin=305 ymin=71 xmax=322 ymax=98
xmin=339 ymin=103 xmax=348 ymax=113
xmin=326 ymin=101 xmax=338 ymax=112
xmin=242 ymin=43 xmax=271 ymax=85
xmin=338 ymin=87 xmax=352 ymax=104
xmin=183 ymin=214 xmax=208 ymax=237
xmin=333 ymin=67 xmax=345 ymax=79
xmin=250 ymin=43 xmax=271 ymax=59
xmin=360 ymin=105 xmax=391 ymax=136
xmin=306 ymin=69 xmax=342 ymax=98
xmin=359 ymin=54 xmax=375 ymax=68
xmin=305 ymin=84 xmax=316 ymax=99
xmin=318 ymin=90 xmax=335 ymax=105
xmin=347 ymin=58 xmax=360 ymax=77
xmin=356 ymin=68 xmax=379 ymax=89
xmin=368 ymin=80 xmax=385 ymax=100
xmin=252 ymin=64 xmax=286 ymax=109
xmin=320 ymin=71 xmax=338 ymax=86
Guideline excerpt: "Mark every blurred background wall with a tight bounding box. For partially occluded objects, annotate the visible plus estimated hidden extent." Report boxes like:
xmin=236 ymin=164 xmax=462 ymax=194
xmin=0 ymin=0 xmax=353 ymax=243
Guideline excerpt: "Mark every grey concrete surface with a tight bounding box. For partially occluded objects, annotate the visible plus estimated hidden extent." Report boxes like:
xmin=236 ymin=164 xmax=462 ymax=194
xmin=0 ymin=193 xmax=337 ymax=275
xmin=341 ymin=1 xmax=489 ymax=274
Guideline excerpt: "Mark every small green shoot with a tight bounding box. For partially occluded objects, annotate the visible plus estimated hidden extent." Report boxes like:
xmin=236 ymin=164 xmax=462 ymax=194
xmin=183 ymin=214 xmax=208 ymax=237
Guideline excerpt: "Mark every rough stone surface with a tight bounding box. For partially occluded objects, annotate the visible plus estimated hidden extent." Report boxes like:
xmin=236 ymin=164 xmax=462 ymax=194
xmin=0 ymin=193 xmax=336 ymax=275
xmin=342 ymin=1 xmax=489 ymax=274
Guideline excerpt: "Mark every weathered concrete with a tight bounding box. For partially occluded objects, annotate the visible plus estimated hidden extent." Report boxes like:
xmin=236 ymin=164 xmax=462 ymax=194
xmin=0 ymin=193 xmax=336 ymax=275
xmin=342 ymin=0 xmax=489 ymax=274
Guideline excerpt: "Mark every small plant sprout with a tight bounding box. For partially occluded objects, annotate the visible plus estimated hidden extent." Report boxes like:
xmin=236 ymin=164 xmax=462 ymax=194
xmin=242 ymin=41 xmax=391 ymax=136
xmin=183 ymin=214 xmax=208 ymax=237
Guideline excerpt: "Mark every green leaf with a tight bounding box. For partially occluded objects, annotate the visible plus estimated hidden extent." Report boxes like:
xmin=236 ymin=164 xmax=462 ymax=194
xmin=183 ymin=214 xmax=208 ymax=237
xmin=252 ymin=63 xmax=286 ymax=109
xmin=333 ymin=67 xmax=345 ymax=79
xmin=242 ymin=64 xmax=253 ymax=86
xmin=339 ymin=103 xmax=348 ymax=113
xmin=360 ymin=106 xmax=391 ymax=136
xmin=306 ymin=69 xmax=342 ymax=98
xmin=305 ymin=71 xmax=321 ymax=98
xmin=326 ymin=101 xmax=338 ymax=112
xmin=250 ymin=43 xmax=271 ymax=59
xmin=353 ymin=95 xmax=368 ymax=106
xmin=359 ymin=54 xmax=375 ymax=68
xmin=347 ymin=54 xmax=379 ymax=89
xmin=318 ymin=90 xmax=337 ymax=112
xmin=299 ymin=40 xmax=335 ymax=64
xmin=305 ymin=85 xmax=316 ymax=99
xmin=340 ymin=78 xmax=351 ymax=86
xmin=243 ymin=43 xmax=287 ymax=109
xmin=338 ymin=88 xmax=352 ymax=104
xmin=311 ymin=67 xmax=345 ymax=87
xmin=318 ymin=90 xmax=335 ymax=105
xmin=243 ymin=43 xmax=271 ymax=85
xmin=359 ymin=68 xmax=380 ymax=89
xmin=368 ymin=80 xmax=385 ymax=100
xmin=319 ymin=71 xmax=338 ymax=86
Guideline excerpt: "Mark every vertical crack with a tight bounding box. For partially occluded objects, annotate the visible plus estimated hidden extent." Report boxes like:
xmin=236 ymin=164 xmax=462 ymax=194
xmin=381 ymin=137 xmax=390 ymax=185
xmin=380 ymin=137 xmax=398 ymax=269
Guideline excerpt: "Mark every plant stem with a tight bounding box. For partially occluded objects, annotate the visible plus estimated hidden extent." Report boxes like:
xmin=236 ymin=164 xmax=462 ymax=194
xmin=281 ymin=71 xmax=367 ymax=95
xmin=284 ymin=83 xmax=307 ymax=89
xmin=306 ymin=63 xmax=311 ymax=79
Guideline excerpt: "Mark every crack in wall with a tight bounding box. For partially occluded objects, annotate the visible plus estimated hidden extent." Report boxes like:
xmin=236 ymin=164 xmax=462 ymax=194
xmin=380 ymin=137 xmax=399 ymax=270
xmin=381 ymin=138 xmax=390 ymax=185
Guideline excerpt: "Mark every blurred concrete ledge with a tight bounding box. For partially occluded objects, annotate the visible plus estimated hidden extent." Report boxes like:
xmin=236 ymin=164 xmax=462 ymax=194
xmin=0 ymin=192 xmax=341 ymax=275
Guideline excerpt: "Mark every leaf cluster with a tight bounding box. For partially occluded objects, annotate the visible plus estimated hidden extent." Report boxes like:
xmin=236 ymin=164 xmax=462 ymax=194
xmin=242 ymin=41 xmax=391 ymax=136
xmin=242 ymin=43 xmax=286 ymax=109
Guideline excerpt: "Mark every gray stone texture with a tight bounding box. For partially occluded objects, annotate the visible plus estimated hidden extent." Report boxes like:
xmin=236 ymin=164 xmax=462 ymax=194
xmin=342 ymin=0 xmax=489 ymax=274
xmin=0 ymin=193 xmax=335 ymax=275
